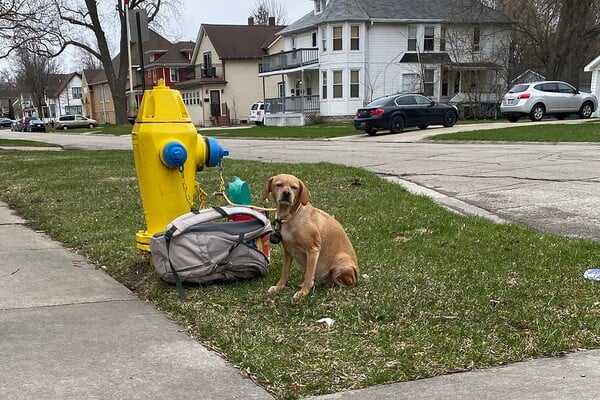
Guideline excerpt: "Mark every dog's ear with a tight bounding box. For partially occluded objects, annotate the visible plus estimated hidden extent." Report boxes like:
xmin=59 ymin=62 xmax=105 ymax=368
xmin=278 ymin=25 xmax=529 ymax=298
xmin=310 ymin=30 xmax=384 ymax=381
xmin=261 ymin=177 xmax=274 ymax=200
xmin=298 ymin=179 xmax=311 ymax=205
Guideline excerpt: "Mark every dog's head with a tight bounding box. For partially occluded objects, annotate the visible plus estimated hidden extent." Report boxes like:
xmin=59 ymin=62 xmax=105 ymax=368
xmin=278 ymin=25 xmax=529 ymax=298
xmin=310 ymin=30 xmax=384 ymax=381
xmin=261 ymin=174 xmax=311 ymax=207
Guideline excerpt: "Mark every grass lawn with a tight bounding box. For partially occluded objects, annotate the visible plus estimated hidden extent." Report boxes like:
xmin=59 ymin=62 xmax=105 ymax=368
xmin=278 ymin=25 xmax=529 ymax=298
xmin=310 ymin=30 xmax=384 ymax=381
xmin=0 ymin=138 xmax=61 ymax=147
xmin=0 ymin=151 xmax=599 ymax=399
xmin=201 ymin=124 xmax=359 ymax=139
xmin=430 ymin=120 xmax=600 ymax=142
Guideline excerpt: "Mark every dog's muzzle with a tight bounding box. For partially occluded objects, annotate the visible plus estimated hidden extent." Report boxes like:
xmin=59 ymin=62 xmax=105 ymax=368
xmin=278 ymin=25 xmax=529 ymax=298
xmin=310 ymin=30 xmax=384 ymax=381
xmin=278 ymin=190 xmax=292 ymax=204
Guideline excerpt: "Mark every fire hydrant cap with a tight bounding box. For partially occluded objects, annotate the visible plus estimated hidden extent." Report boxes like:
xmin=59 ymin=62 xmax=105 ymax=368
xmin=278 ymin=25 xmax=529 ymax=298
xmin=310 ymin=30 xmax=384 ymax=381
xmin=205 ymin=137 xmax=229 ymax=167
xmin=162 ymin=141 xmax=188 ymax=168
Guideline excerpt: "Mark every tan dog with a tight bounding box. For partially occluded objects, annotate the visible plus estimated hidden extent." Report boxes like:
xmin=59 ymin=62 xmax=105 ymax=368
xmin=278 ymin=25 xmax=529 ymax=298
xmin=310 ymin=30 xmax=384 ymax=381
xmin=262 ymin=174 xmax=359 ymax=299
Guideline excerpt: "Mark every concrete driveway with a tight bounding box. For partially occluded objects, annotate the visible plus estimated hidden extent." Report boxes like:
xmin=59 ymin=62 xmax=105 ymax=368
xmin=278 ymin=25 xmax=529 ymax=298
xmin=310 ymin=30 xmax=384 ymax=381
xmin=1 ymin=118 xmax=599 ymax=241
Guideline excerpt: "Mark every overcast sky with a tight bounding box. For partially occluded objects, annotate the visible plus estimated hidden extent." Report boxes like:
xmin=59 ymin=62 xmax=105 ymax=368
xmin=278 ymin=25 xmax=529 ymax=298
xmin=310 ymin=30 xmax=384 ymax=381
xmin=174 ymin=0 xmax=314 ymax=41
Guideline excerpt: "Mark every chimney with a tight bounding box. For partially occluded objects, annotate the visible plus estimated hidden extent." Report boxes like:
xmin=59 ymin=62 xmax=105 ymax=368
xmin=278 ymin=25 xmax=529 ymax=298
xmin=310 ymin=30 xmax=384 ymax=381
xmin=268 ymin=16 xmax=276 ymax=26
xmin=248 ymin=17 xmax=254 ymax=26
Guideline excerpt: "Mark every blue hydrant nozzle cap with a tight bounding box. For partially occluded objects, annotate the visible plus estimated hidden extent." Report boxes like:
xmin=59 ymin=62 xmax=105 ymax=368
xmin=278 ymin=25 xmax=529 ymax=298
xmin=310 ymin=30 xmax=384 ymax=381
xmin=205 ymin=137 xmax=229 ymax=167
xmin=162 ymin=141 xmax=188 ymax=169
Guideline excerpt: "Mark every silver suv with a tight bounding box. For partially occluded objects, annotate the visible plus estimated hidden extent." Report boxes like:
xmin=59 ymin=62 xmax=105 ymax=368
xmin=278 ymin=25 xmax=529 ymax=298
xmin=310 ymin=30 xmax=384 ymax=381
xmin=54 ymin=114 xmax=98 ymax=130
xmin=500 ymin=81 xmax=597 ymax=122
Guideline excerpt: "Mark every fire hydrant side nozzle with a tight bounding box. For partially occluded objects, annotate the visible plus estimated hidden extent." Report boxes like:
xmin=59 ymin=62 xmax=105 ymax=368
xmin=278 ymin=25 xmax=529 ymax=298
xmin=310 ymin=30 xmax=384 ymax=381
xmin=131 ymin=79 xmax=228 ymax=252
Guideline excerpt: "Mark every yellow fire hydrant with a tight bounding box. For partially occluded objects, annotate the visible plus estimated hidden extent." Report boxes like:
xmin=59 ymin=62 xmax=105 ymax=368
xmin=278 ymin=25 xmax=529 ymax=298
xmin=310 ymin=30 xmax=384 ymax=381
xmin=131 ymin=79 xmax=228 ymax=251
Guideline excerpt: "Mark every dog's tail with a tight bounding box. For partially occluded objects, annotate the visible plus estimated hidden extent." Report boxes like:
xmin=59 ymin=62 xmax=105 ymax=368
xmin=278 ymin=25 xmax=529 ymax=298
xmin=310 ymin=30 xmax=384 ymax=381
xmin=329 ymin=255 xmax=359 ymax=287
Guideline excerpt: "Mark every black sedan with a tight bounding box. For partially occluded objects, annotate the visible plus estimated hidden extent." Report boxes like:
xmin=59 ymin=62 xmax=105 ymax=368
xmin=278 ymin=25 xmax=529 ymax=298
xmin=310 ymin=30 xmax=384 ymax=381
xmin=25 ymin=117 xmax=46 ymax=132
xmin=354 ymin=93 xmax=458 ymax=135
xmin=0 ymin=117 xmax=13 ymax=128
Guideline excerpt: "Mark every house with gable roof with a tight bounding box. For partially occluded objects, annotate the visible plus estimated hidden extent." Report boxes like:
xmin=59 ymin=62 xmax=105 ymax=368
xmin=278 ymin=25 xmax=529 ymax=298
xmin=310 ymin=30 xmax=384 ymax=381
xmin=81 ymin=29 xmax=195 ymax=124
xmin=176 ymin=17 xmax=284 ymax=127
xmin=44 ymin=73 xmax=84 ymax=121
xmin=259 ymin=0 xmax=514 ymax=125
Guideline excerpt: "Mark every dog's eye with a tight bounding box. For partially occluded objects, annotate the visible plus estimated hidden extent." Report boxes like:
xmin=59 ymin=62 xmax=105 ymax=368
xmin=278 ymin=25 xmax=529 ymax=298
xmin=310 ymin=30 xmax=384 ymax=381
xmin=291 ymin=185 xmax=299 ymax=190
xmin=275 ymin=182 xmax=283 ymax=188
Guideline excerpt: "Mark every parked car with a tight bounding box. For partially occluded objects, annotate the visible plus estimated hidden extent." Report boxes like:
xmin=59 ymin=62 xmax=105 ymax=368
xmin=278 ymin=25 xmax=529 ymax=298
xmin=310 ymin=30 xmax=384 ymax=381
xmin=500 ymin=81 xmax=597 ymax=122
xmin=249 ymin=101 xmax=265 ymax=125
xmin=0 ymin=117 xmax=13 ymax=128
xmin=54 ymin=114 xmax=98 ymax=130
xmin=25 ymin=117 xmax=46 ymax=132
xmin=354 ymin=93 xmax=458 ymax=135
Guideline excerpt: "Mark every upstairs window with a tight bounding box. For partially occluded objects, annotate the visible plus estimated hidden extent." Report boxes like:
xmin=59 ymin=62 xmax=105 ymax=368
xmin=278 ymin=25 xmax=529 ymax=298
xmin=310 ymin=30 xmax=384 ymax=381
xmin=72 ymin=87 xmax=82 ymax=99
xmin=170 ymin=68 xmax=179 ymax=82
xmin=333 ymin=26 xmax=343 ymax=51
xmin=350 ymin=25 xmax=360 ymax=51
xmin=440 ymin=26 xmax=446 ymax=51
xmin=321 ymin=26 xmax=327 ymax=52
xmin=312 ymin=31 xmax=317 ymax=47
xmin=408 ymin=26 xmax=417 ymax=51
xmin=322 ymin=71 xmax=327 ymax=99
xmin=424 ymin=26 xmax=434 ymax=51
xmin=473 ymin=27 xmax=481 ymax=51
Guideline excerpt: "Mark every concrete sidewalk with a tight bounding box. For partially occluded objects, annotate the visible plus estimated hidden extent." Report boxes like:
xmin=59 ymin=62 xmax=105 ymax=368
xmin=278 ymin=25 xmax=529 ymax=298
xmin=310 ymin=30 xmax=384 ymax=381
xmin=0 ymin=201 xmax=273 ymax=400
xmin=2 ymin=198 xmax=600 ymax=400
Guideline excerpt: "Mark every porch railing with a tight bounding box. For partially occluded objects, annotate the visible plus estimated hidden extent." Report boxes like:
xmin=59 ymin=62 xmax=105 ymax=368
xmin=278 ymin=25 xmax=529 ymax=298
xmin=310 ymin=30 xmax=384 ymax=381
xmin=261 ymin=48 xmax=319 ymax=74
xmin=264 ymin=95 xmax=320 ymax=114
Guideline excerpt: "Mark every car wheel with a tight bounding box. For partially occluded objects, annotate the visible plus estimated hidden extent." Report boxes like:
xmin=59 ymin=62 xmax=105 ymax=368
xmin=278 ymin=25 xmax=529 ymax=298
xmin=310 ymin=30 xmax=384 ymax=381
xmin=443 ymin=110 xmax=458 ymax=127
xmin=579 ymin=102 xmax=593 ymax=119
xmin=418 ymin=125 xmax=428 ymax=130
xmin=63 ymin=126 xmax=68 ymax=130
xmin=507 ymin=115 xmax=520 ymax=122
xmin=88 ymin=123 xmax=95 ymax=129
xmin=366 ymin=127 xmax=377 ymax=135
xmin=529 ymin=104 xmax=545 ymax=121
xmin=390 ymin=115 xmax=405 ymax=133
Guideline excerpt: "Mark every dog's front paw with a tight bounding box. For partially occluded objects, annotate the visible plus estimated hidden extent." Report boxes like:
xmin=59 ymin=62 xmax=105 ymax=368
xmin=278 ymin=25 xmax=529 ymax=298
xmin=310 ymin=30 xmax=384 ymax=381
xmin=268 ymin=285 xmax=284 ymax=294
xmin=293 ymin=289 xmax=309 ymax=300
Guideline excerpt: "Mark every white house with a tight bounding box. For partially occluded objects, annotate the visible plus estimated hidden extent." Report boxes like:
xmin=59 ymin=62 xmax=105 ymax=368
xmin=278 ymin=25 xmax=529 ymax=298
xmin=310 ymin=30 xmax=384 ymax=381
xmin=584 ymin=55 xmax=600 ymax=117
xmin=258 ymin=0 xmax=514 ymax=125
xmin=44 ymin=72 xmax=85 ymax=121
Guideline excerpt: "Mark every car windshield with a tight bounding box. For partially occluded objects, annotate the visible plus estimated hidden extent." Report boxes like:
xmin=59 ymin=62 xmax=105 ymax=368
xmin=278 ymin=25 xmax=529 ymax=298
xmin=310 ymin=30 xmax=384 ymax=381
xmin=508 ymin=84 xmax=530 ymax=93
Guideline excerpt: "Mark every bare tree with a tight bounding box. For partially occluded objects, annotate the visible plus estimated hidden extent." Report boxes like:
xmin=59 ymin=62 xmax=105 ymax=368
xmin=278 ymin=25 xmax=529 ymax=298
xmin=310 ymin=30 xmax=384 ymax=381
xmin=1 ymin=0 xmax=181 ymax=124
xmin=13 ymin=46 xmax=58 ymax=119
xmin=251 ymin=0 xmax=288 ymax=25
xmin=494 ymin=0 xmax=600 ymax=86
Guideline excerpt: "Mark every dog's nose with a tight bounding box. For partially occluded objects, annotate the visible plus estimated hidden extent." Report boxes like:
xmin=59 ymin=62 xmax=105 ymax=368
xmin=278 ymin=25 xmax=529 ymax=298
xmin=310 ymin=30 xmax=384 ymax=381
xmin=281 ymin=190 xmax=291 ymax=202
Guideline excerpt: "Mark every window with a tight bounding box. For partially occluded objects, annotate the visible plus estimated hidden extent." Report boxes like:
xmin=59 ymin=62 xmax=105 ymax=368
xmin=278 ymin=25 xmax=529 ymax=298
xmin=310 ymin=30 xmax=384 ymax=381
xmin=65 ymin=105 xmax=82 ymax=115
xmin=72 ymin=87 xmax=82 ymax=99
xmin=402 ymin=73 xmax=419 ymax=93
xmin=312 ymin=31 xmax=317 ymax=47
xmin=182 ymin=91 xmax=201 ymax=106
xmin=333 ymin=70 xmax=342 ymax=98
xmin=440 ymin=26 xmax=446 ymax=51
xmin=258 ymin=63 xmax=264 ymax=73
xmin=350 ymin=70 xmax=359 ymax=98
xmin=278 ymin=82 xmax=285 ymax=98
xmin=315 ymin=0 xmax=322 ymax=13
xmin=424 ymin=27 xmax=434 ymax=51
xmin=423 ymin=69 xmax=435 ymax=96
xmin=473 ymin=27 xmax=481 ymax=51
xmin=441 ymin=69 xmax=448 ymax=96
xmin=321 ymin=26 xmax=327 ymax=52
xmin=322 ymin=71 xmax=327 ymax=99
xmin=151 ymin=69 xmax=157 ymax=83
xmin=170 ymin=68 xmax=179 ymax=82
xmin=408 ymin=26 xmax=417 ymax=51
xmin=333 ymin=26 xmax=343 ymax=51
xmin=350 ymin=25 xmax=360 ymax=51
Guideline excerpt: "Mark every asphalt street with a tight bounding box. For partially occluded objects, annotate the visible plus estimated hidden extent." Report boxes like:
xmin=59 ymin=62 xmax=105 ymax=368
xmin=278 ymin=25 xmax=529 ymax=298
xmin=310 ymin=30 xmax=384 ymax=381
xmin=2 ymin=119 xmax=597 ymax=241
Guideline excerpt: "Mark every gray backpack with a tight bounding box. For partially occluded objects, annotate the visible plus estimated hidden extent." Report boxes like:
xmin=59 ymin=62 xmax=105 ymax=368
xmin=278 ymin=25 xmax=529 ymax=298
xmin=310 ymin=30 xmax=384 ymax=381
xmin=150 ymin=205 xmax=273 ymax=299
